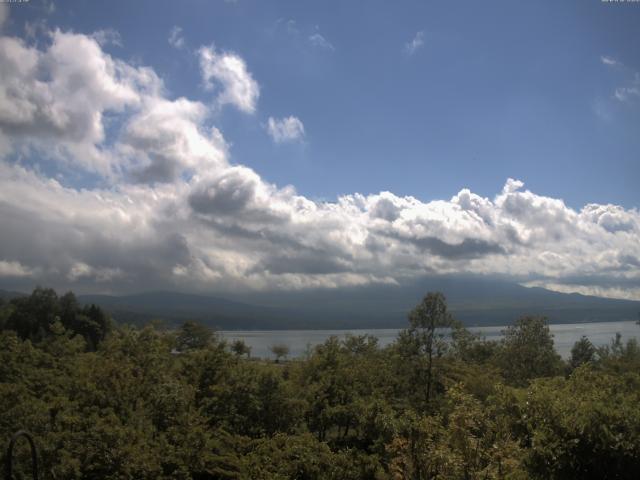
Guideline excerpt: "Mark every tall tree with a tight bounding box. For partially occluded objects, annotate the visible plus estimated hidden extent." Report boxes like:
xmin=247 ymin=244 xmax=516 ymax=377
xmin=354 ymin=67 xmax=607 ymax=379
xmin=231 ymin=339 xmax=252 ymax=358
xmin=497 ymin=315 xmax=562 ymax=386
xmin=5 ymin=287 xmax=59 ymax=342
xmin=175 ymin=321 xmax=213 ymax=351
xmin=270 ymin=344 xmax=290 ymax=363
xmin=405 ymin=292 xmax=456 ymax=404
xmin=570 ymin=336 xmax=596 ymax=370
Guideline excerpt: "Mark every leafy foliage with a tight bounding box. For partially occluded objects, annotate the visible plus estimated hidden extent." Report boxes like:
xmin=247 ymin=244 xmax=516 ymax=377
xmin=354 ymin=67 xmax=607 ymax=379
xmin=270 ymin=343 xmax=290 ymax=363
xmin=1 ymin=287 xmax=639 ymax=479
xmin=3 ymin=287 xmax=111 ymax=350
xmin=176 ymin=320 xmax=215 ymax=351
xmin=496 ymin=315 xmax=563 ymax=386
xmin=569 ymin=335 xmax=596 ymax=370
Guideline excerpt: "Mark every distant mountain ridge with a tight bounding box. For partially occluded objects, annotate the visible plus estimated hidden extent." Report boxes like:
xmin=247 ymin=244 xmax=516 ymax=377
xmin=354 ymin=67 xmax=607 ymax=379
xmin=2 ymin=277 xmax=639 ymax=330
xmin=0 ymin=289 xmax=27 ymax=301
xmin=79 ymin=277 xmax=640 ymax=329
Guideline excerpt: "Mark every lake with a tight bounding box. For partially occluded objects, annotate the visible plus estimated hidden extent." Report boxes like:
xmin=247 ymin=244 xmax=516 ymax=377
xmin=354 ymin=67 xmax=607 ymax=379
xmin=220 ymin=320 xmax=640 ymax=359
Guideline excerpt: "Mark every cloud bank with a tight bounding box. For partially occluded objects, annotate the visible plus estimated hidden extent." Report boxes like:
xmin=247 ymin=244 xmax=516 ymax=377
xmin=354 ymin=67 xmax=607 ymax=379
xmin=0 ymin=29 xmax=638 ymax=300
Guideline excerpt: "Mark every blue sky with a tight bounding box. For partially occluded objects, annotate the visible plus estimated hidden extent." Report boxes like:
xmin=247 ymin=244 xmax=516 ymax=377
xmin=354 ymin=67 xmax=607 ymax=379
xmin=7 ymin=0 xmax=640 ymax=208
xmin=0 ymin=0 xmax=639 ymax=300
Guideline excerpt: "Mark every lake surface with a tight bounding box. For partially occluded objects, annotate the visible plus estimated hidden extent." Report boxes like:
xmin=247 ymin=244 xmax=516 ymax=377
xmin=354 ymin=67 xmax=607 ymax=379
xmin=220 ymin=321 xmax=640 ymax=359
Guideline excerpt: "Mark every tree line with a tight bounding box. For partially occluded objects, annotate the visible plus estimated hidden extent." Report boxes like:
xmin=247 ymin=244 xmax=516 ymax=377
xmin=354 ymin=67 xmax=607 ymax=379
xmin=1 ymin=288 xmax=640 ymax=479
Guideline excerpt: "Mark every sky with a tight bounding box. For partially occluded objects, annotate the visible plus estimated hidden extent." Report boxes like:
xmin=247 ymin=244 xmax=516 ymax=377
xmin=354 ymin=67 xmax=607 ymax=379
xmin=0 ymin=0 xmax=638 ymax=301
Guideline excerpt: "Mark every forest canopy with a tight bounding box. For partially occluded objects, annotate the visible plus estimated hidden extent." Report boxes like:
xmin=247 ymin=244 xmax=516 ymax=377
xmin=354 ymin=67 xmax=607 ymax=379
xmin=1 ymin=288 xmax=640 ymax=479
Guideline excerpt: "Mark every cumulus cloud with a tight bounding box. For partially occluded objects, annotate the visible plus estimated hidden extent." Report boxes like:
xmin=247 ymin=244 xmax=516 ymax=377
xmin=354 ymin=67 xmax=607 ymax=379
xmin=0 ymin=161 xmax=193 ymax=291
xmin=119 ymin=96 xmax=227 ymax=183
xmin=266 ymin=116 xmax=305 ymax=143
xmin=405 ymin=31 xmax=424 ymax=55
xmin=198 ymin=45 xmax=259 ymax=113
xmin=600 ymin=55 xmax=618 ymax=67
xmin=0 ymin=28 xmax=638 ymax=300
xmin=0 ymin=29 xmax=161 ymax=175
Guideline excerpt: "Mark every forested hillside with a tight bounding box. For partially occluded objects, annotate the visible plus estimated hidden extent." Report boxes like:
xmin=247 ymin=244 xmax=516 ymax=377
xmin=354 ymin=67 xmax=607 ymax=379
xmin=2 ymin=288 xmax=640 ymax=479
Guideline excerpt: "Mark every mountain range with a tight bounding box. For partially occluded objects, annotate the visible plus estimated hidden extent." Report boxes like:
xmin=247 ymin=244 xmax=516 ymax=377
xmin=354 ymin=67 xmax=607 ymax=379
xmin=4 ymin=276 xmax=637 ymax=330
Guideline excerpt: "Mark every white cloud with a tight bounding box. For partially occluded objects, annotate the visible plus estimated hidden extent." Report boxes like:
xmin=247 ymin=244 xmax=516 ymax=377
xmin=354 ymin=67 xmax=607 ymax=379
xmin=0 ymin=29 xmax=161 ymax=176
xmin=614 ymin=75 xmax=640 ymax=102
xmin=198 ymin=45 xmax=259 ymax=113
xmin=91 ymin=28 xmax=122 ymax=47
xmin=405 ymin=31 xmax=424 ymax=55
xmin=522 ymin=281 xmax=640 ymax=302
xmin=68 ymin=262 xmax=123 ymax=282
xmin=0 ymin=28 xmax=638 ymax=300
xmin=1 ymin=147 xmax=638 ymax=297
xmin=600 ymin=56 xmax=640 ymax=104
xmin=0 ymin=260 xmax=32 ymax=278
xmin=309 ymin=33 xmax=334 ymax=51
xmin=267 ymin=116 xmax=305 ymax=143
xmin=118 ymin=96 xmax=228 ymax=183
xmin=168 ymin=26 xmax=185 ymax=49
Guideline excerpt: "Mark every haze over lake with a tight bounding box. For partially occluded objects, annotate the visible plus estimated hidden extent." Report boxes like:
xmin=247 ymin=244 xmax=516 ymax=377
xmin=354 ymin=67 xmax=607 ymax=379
xmin=221 ymin=321 xmax=640 ymax=360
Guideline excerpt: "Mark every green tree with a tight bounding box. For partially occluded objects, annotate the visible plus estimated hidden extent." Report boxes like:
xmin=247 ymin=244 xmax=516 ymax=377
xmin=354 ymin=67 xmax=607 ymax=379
xmin=201 ymin=362 xmax=303 ymax=437
xmin=0 ymin=297 xmax=13 ymax=331
xmin=230 ymin=339 xmax=251 ymax=358
xmin=5 ymin=287 xmax=60 ymax=342
xmin=521 ymin=366 xmax=640 ymax=479
xmin=569 ymin=335 xmax=596 ymax=370
xmin=403 ymin=292 xmax=456 ymax=404
xmin=388 ymin=385 xmax=526 ymax=480
xmin=75 ymin=303 xmax=112 ymax=350
xmin=2 ymin=288 xmax=110 ymax=350
xmin=10 ymin=285 xmax=640 ymax=480
xmin=597 ymin=333 xmax=640 ymax=373
xmin=496 ymin=316 xmax=562 ymax=386
xmin=270 ymin=343 xmax=290 ymax=363
xmin=175 ymin=320 xmax=213 ymax=351
xmin=243 ymin=433 xmax=363 ymax=480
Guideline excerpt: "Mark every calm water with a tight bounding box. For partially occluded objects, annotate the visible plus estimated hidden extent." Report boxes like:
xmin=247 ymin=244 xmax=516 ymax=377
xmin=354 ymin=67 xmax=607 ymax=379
xmin=220 ymin=321 xmax=640 ymax=360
